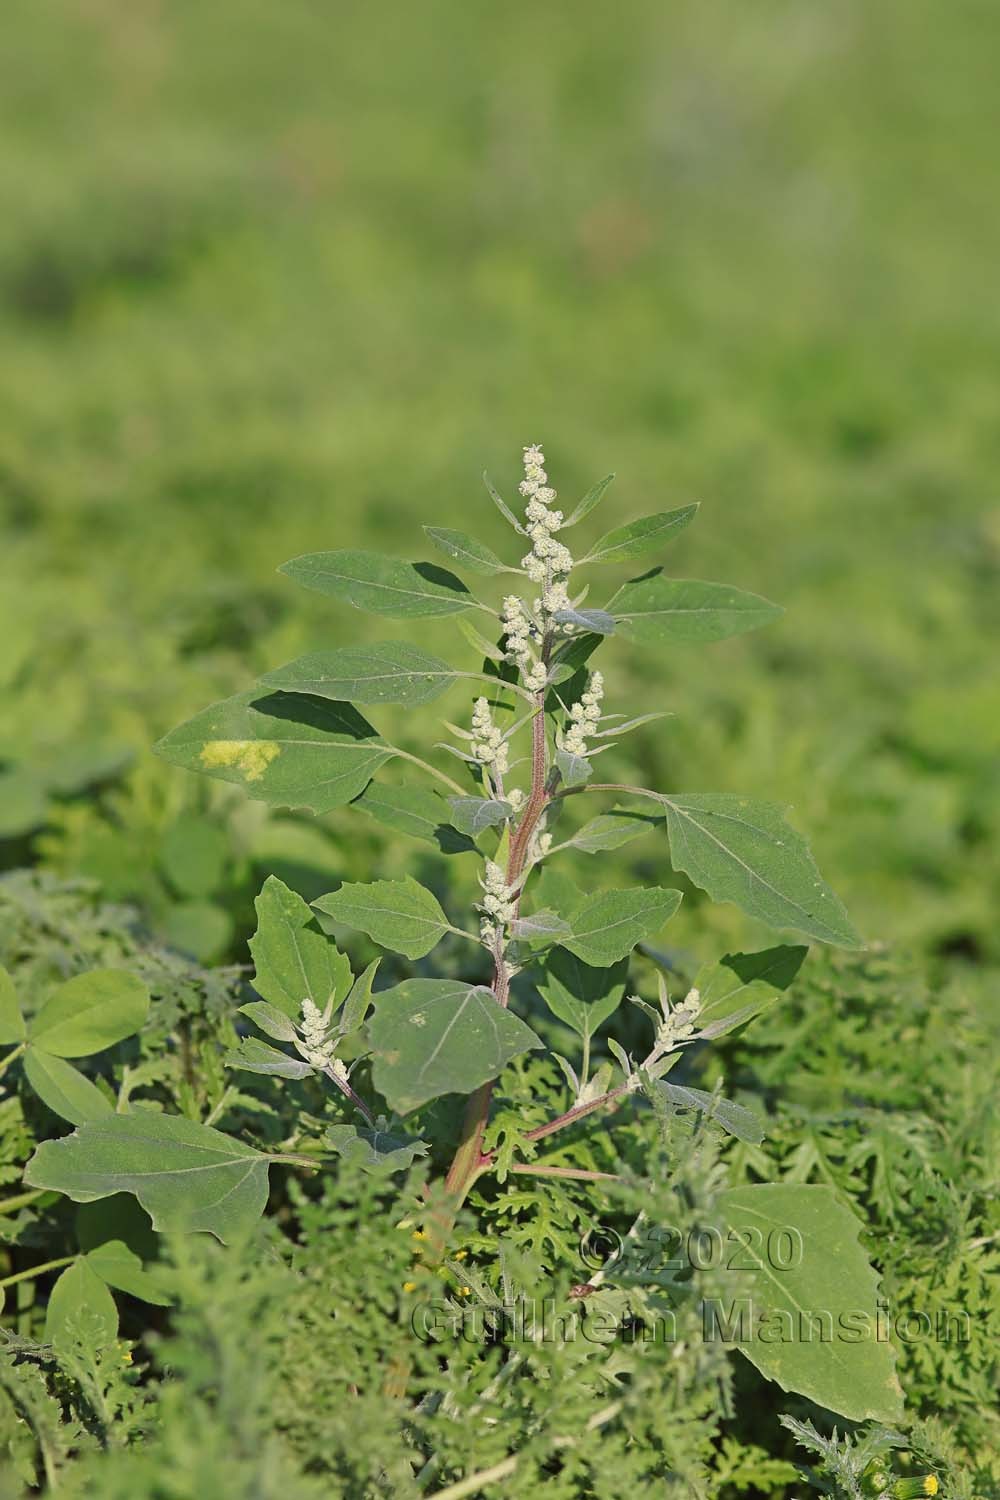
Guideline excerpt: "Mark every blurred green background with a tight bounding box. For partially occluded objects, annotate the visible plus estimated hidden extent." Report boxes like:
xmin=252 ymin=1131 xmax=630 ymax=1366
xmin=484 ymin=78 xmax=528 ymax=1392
xmin=1 ymin=0 xmax=997 ymax=968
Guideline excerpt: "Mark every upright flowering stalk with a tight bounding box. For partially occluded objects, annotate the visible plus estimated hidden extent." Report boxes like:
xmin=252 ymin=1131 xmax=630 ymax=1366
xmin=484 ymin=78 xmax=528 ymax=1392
xmin=131 ymin=438 xmax=891 ymax=1428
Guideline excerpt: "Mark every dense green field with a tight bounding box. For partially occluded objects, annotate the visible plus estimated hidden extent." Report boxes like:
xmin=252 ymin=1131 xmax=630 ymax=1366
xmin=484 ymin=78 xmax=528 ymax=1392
xmin=0 ymin=3 xmax=997 ymax=1495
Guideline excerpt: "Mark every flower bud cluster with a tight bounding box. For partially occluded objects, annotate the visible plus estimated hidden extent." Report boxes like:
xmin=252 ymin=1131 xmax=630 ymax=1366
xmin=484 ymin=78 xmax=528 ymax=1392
xmin=518 ymin=444 xmax=574 ymax=623
xmin=478 ymin=860 xmax=518 ymax=944
xmin=501 ymin=594 xmax=547 ymax=693
xmin=654 ymin=987 xmax=702 ymax=1053
xmin=563 ymin=671 xmax=604 ymax=757
xmin=470 ymin=697 xmax=508 ymax=775
xmin=299 ymin=997 xmax=336 ymax=1068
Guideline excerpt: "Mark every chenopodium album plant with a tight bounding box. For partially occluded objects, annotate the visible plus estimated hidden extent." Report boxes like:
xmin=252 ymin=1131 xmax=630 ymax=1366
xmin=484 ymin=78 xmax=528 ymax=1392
xmin=24 ymin=445 xmax=903 ymax=1422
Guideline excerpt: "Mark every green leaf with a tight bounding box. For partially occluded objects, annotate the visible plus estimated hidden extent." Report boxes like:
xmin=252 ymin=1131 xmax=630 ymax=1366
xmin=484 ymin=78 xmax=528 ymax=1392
xmin=369 ymin=979 xmax=542 ymax=1114
xmin=250 ymin=875 xmax=353 ymax=1019
xmin=0 ymin=966 xmax=25 ymax=1045
xmin=424 ymin=527 xmax=513 ymax=576
xmin=482 ymin=472 xmax=526 ymax=534
xmin=354 ymin=782 xmax=476 ymax=854
xmin=0 ymin=767 xmax=48 ymax=838
xmin=28 ymin=969 xmax=149 ymax=1058
xmin=85 ymin=1239 xmax=171 ymax=1306
xmin=159 ymin=814 xmax=229 ymax=897
xmin=693 ymin=945 xmax=808 ymax=1039
xmin=23 ymin=1049 xmax=114 ymax=1125
xmin=609 ymin=573 xmax=783 ymax=643
xmin=279 ymin=550 xmax=473 ymax=618
xmin=563 ymin=473 xmax=615 ymax=527
xmin=24 ymin=1113 xmax=272 ymax=1242
xmin=314 ymin=877 xmax=451 ymax=961
xmin=162 ymin=900 xmax=233 ymax=963
xmin=45 ymin=1260 xmax=119 ymax=1349
xmin=654 ymin=1082 xmax=763 ymax=1143
xmin=562 ymin=887 xmax=682 ymax=967
xmin=325 ymin=1121 xmax=429 ymax=1174
xmin=563 ymin=812 xmax=659 ymax=854
xmin=556 ymin=746 xmax=592 ymax=788
xmin=225 ymin=1037 xmax=313 ymax=1078
xmin=446 ymin=797 xmax=512 ymax=836
xmin=552 ymin=607 xmax=616 ymax=635
xmin=537 ymin=952 xmax=629 ymax=1040
xmin=655 ymin=794 xmax=861 ymax=948
xmin=510 ymin=910 xmax=573 ymax=942
xmin=339 ymin=958 xmax=380 ymax=1036
xmin=155 ymin=690 xmax=394 ymax=814
xmin=715 ymin=1184 xmax=904 ymax=1421
xmin=583 ymin=504 xmax=698 ymax=564
xmin=260 ymin=643 xmax=460 ymax=707
xmin=238 ymin=1000 xmax=299 ymax=1042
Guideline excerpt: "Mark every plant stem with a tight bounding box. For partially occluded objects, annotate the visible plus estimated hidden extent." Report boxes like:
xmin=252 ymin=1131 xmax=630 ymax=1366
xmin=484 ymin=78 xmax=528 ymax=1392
xmin=508 ymin=1163 xmax=620 ymax=1183
xmin=522 ymin=1085 xmax=630 ymax=1145
xmin=388 ymin=747 xmax=466 ymax=796
xmin=0 ymin=1255 xmax=75 ymax=1291
xmin=0 ymin=1043 xmax=26 ymax=1081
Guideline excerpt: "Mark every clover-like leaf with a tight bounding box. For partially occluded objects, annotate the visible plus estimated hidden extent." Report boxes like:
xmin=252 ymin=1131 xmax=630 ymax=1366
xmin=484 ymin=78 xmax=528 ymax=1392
xmin=314 ymin=877 xmax=453 ymax=961
xmin=250 ymin=875 xmax=353 ymax=1020
xmin=24 ymin=1114 xmax=274 ymax=1243
xmin=23 ymin=1049 xmax=114 ymax=1125
xmin=609 ymin=574 xmax=783 ymax=643
xmin=369 ymin=979 xmax=542 ymax=1114
xmin=155 ymin=690 xmax=394 ymax=814
xmin=28 ymin=970 xmax=149 ymax=1058
xmin=260 ymin=643 xmax=460 ymax=706
xmin=279 ymin=550 xmax=474 ymax=618
xmin=0 ymin=965 xmax=25 ymax=1046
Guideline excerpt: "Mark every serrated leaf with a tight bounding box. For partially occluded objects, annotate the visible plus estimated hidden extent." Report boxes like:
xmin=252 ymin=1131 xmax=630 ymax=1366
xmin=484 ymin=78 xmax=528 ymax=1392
xmin=24 ymin=1114 xmax=272 ymax=1242
xmin=250 ymin=875 xmax=352 ymax=1019
xmin=447 ymin=797 xmax=512 ymax=836
xmin=609 ymin=573 xmax=783 ymax=643
xmin=340 ymin=958 xmax=380 ymax=1035
xmin=552 ymin=607 xmax=616 ymax=635
xmin=654 ymin=1082 xmax=763 ymax=1143
xmin=238 ymin=1000 xmax=299 ymax=1043
xmin=325 ymin=1122 xmax=428 ymax=1173
xmin=655 ymin=794 xmax=861 ymax=948
xmin=693 ymin=945 xmax=807 ymax=1039
xmin=260 ymin=643 xmax=460 ymax=706
xmin=582 ymin=504 xmax=698 ymax=564
xmin=28 ymin=969 xmax=149 ymax=1058
xmin=85 ymin=1239 xmax=171 ymax=1306
xmin=279 ymin=550 xmax=474 ymax=618
xmin=424 ymin=527 xmax=513 ymax=576
xmin=314 ymin=877 xmax=451 ymax=960
xmin=23 ymin=1049 xmax=114 ymax=1125
xmin=155 ymin=690 xmax=394 ymax=814
xmin=369 ymin=979 xmax=542 ymax=1114
xmin=564 ymin=812 xmax=658 ymax=854
xmin=354 ymin=782 xmax=476 ymax=854
xmin=537 ymin=951 xmax=628 ymax=1040
xmin=225 ymin=1037 xmax=313 ymax=1078
xmin=45 ymin=1260 xmax=119 ymax=1349
xmin=562 ymin=887 xmax=682 ymax=967
xmin=563 ymin=473 xmax=615 ymax=527
xmin=0 ymin=965 xmax=25 ymax=1045
xmin=715 ymin=1184 xmax=904 ymax=1421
